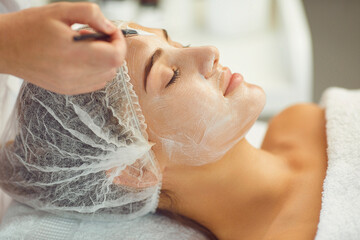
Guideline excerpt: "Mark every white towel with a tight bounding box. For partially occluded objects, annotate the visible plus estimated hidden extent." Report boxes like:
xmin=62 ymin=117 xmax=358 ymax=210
xmin=316 ymin=87 xmax=360 ymax=240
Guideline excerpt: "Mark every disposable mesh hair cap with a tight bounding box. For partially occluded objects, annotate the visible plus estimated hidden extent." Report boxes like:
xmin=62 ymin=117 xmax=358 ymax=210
xmin=0 ymin=62 xmax=162 ymax=221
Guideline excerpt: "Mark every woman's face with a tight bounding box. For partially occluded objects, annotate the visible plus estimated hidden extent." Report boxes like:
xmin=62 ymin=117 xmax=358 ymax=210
xmin=124 ymin=23 xmax=266 ymax=167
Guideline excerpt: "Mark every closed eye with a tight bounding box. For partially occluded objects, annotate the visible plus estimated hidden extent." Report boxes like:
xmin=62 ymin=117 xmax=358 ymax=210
xmin=166 ymin=68 xmax=180 ymax=88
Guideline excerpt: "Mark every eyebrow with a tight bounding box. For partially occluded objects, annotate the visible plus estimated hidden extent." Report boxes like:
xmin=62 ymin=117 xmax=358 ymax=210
xmin=144 ymin=48 xmax=163 ymax=92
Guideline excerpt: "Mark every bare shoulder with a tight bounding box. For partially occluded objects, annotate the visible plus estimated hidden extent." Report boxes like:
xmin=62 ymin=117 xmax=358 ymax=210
xmin=278 ymin=103 xmax=324 ymax=117
xmin=268 ymin=103 xmax=325 ymax=132
xmin=262 ymin=103 xmax=327 ymax=168
xmin=262 ymin=104 xmax=328 ymax=240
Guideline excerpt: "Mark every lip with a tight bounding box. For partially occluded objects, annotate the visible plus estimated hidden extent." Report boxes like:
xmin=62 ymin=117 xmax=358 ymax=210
xmin=223 ymin=67 xmax=244 ymax=96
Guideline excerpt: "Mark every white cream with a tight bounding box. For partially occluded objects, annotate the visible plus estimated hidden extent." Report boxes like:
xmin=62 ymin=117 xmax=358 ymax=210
xmin=126 ymin=26 xmax=155 ymax=36
xmin=124 ymin=23 xmax=266 ymax=167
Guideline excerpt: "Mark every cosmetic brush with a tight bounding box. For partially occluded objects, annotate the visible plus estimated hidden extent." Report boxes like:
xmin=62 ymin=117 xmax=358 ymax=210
xmin=73 ymin=28 xmax=155 ymax=42
xmin=73 ymin=29 xmax=138 ymax=42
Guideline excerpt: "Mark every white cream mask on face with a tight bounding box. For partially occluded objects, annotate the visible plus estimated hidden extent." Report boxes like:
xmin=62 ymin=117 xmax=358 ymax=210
xmin=124 ymin=23 xmax=266 ymax=167
xmin=126 ymin=27 xmax=155 ymax=36
xmin=113 ymin=21 xmax=155 ymax=37
xmin=148 ymin=75 xmax=265 ymax=166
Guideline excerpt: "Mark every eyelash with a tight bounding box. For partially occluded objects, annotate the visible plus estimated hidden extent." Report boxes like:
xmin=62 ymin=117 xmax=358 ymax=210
xmin=166 ymin=68 xmax=180 ymax=88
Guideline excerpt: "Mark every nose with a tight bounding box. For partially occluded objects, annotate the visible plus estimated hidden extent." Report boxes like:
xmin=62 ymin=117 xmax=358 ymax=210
xmin=192 ymin=46 xmax=220 ymax=79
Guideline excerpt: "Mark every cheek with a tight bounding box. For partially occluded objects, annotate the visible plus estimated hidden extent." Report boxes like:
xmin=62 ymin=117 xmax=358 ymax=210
xmin=228 ymin=83 xmax=266 ymax=123
xmin=143 ymin=80 xmax=224 ymax=140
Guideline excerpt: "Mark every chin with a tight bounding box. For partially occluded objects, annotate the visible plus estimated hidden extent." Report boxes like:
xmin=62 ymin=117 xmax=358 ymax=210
xmin=247 ymin=80 xmax=266 ymax=101
xmin=251 ymin=85 xmax=266 ymax=117
xmin=242 ymin=83 xmax=266 ymax=126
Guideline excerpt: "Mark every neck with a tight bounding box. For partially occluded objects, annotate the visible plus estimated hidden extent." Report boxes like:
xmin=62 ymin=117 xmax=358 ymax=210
xmin=159 ymin=139 xmax=292 ymax=240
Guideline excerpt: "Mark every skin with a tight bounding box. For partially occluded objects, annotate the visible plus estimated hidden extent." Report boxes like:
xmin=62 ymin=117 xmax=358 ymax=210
xmin=124 ymin=24 xmax=328 ymax=240
xmin=125 ymin=23 xmax=266 ymax=167
xmin=0 ymin=2 xmax=126 ymax=95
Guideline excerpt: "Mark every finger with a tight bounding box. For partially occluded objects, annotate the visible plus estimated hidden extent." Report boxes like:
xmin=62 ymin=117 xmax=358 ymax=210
xmin=78 ymin=29 xmax=95 ymax=35
xmin=65 ymin=69 xmax=117 ymax=95
xmin=109 ymin=29 xmax=127 ymax=66
xmin=74 ymin=38 xmax=126 ymax=68
xmin=57 ymin=2 xmax=116 ymax=35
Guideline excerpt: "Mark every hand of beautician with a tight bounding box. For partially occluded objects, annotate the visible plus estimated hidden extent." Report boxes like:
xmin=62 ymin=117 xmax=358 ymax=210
xmin=0 ymin=2 xmax=126 ymax=95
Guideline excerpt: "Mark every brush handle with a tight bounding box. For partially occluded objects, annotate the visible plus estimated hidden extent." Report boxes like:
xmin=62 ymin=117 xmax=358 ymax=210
xmin=73 ymin=29 xmax=138 ymax=42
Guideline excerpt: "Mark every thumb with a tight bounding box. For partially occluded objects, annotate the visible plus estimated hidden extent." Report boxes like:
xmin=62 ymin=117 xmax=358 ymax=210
xmin=57 ymin=2 xmax=116 ymax=34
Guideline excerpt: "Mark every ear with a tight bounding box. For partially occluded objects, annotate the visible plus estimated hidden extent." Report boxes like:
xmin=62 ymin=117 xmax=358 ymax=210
xmin=106 ymin=161 xmax=159 ymax=189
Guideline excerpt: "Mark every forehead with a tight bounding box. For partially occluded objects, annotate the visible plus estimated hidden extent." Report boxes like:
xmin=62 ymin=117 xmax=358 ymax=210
xmin=124 ymin=23 xmax=168 ymax=63
xmin=127 ymin=22 xmax=166 ymax=39
xmin=125 ymin=34 xmax=167 ymax=69
xmin=125 ymin=36 xmax=164 ymax=58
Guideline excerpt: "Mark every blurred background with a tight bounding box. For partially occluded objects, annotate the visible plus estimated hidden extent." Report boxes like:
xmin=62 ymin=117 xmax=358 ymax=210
xmin=26 ymin=0 xmax=360 ymax=118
